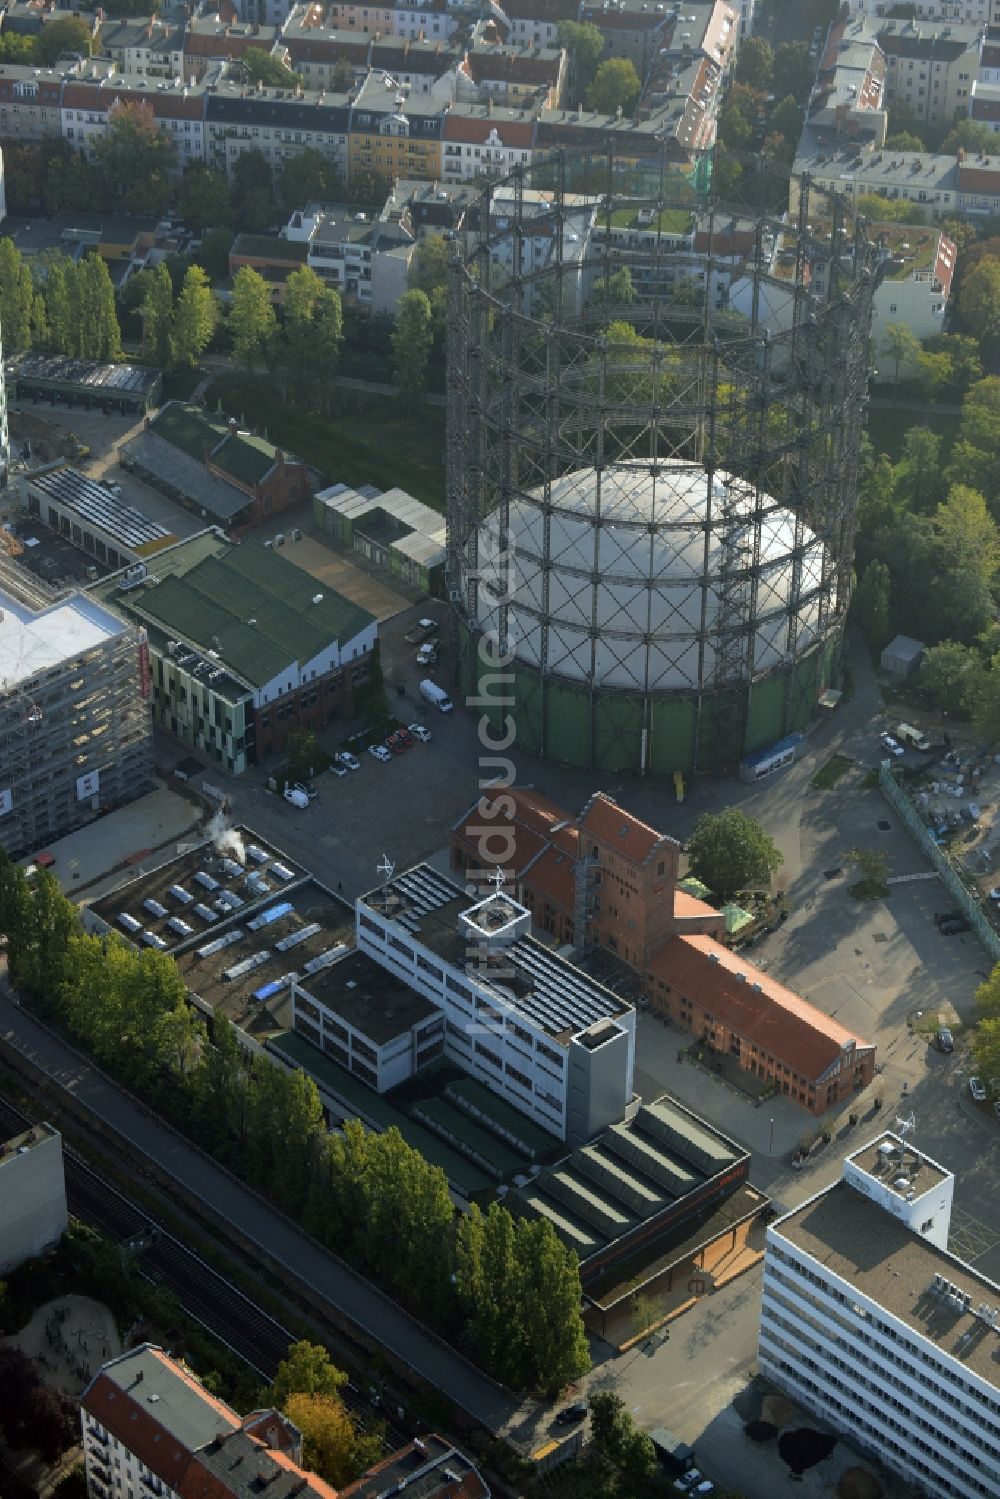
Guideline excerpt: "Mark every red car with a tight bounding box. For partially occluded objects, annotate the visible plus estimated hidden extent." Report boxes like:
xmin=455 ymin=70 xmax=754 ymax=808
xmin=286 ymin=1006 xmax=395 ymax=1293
xmin=396 ymin=728 xmax=415 ymax=747
xmin=384 ymin=733 xmax=406 ymax=755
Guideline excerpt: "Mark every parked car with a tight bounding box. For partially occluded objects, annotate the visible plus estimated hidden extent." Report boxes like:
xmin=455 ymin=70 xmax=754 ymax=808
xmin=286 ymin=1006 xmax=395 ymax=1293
xmin=937 ymin=1026 xmax=954 ymax=1052
xmin=416 ymin=642 xmax=439 ymax=665
xmin=553 ymin=1403 xmax=587 ymax=1427
xmin=34 ymin=851 xmax=56 ymax=869
xmin=879 ymin=732 xmax=904 ymax=758
xmin=674 ymin=1472 xmax=711 ymax=1495
xmin=408 ymin=722 xmax=433 ymax=743
xmin=940 ymin=919 xmax=970 ymax=936
xmin=329 ymin=762 xmax=348 ymax=778
xmin=384 ymin=734 xmax=405 ymax=755
xmin=970 ymin=1077 xmax=987 ymax=1102
xmin=283 ymin=787 xmax=309 ymax=808
xmin=395 ymin=727 xmax=415 ymax=747
xmin=369 ymin=744 xmax=392 ymax=763
xmin=293 ymin=781 xmax=317 ymax=800
xmin=335 ymin=751 xmax=361 ymax=771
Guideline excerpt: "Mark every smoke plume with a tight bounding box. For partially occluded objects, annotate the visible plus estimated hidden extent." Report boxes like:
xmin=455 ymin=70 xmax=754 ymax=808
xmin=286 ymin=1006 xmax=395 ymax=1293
xmin=208 ymin=810 xmax=246 ymax=864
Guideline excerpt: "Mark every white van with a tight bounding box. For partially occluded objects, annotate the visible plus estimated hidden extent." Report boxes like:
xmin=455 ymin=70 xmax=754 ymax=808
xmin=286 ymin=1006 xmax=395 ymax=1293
xmin=896 ymin=723 xmax=930 ymax=752
xmin=420 ymin=678 xmax=453 ymax=713
xmin=283 ymin=786 xmax=310 ymax=808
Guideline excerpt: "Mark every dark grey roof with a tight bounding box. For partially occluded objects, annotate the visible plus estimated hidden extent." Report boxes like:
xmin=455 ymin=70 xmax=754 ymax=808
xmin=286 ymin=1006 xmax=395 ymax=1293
xmin=121 ymin=430 xmax=251 ymax=523
xmin=206 ymin=93 xmax=351 ymax=131
xmin=190 ymin=1430 xmax=321 ymax=1499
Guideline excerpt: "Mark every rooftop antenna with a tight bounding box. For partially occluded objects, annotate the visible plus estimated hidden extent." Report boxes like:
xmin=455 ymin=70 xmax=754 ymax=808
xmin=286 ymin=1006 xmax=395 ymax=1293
xmin=377 ymin=855 xmax=395 ymax=889
xmin=490 ymin=865 xmax=506 ymax=895
xmin=895 ymin=1111 xmax=916 ymax=1140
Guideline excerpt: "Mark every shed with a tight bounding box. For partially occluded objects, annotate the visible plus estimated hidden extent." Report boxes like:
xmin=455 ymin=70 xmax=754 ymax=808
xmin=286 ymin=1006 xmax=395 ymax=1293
xmin=881 ymin=634 xmax=924 ymax=678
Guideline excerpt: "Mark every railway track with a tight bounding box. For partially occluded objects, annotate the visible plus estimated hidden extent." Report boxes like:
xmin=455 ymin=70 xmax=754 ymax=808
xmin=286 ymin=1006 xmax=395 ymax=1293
xmin=0 ymin=1088 xmax=399 ymax=1440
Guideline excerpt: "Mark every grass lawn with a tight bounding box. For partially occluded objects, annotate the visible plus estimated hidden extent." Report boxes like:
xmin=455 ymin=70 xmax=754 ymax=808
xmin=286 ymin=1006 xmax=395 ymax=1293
xmin=811 ymin=753 xmax=853 ymax=790
xmin=865 ymin=403 xmax=960 ymax=462
xmin=205 ymin=375 xmax=446 ymax=510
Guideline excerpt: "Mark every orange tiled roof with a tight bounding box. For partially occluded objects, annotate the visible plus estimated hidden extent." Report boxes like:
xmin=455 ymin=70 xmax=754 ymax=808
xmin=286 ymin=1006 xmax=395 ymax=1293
xmin=524 ymin=842 xmax=575 ymax=911
xmin=650 ymin=934 xmax=874 ymax=1082
xmin=577 ymin=791 xmax=668 ymax=866
xmin=673 ymin=889 xmax=718 ymax=920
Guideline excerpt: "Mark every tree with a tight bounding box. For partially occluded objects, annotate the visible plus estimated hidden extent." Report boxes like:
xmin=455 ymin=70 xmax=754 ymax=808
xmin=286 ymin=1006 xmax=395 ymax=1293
xmin=81 ymin=252 xmax=123 ymax=361
xmin=916 ymin=641 xmax=983 ymax=715
xmin=685 ymin=808 xmax=782 ymax=900
xmin=847 ymin=846 xmax=889 ymax=892
xmin=773 ymin=41 xmax=815 ymax=105
xmin=587 ymin=57 xmax=641 ymax=115
xmin=923 ymin=333 xmax=982 ymax=397
xmin=880 ymin=322 xmax=921 ymax=384
xmin=391 ymin=288 xmax=434 ymax=395
xmin=857 ymin=194 xmax=925 ymax=224
xmin=93 ymin=102 xmax=177 ymax=216
xmin=276 ymin=265 xmax=343 ymax=407
xmin=949 ymin=376 xmax=1000 ymax=501
xmin=590 ymin=266 xmax=635 ymax=308
xmin=229 ymin=266 xmax=277 ymax=372
xmin=179 ymin=164 xmax=232 ymax=232
xmin=885 ymin=130 xmax=925 ymax=151
xmin=196 ymin=227 xmax=236 ymax=282
xmin=958 ymin=258 xmax=1000 ymax=354
xmin=941 ymin=119 xmax=999 ymax=155
xmin=589 ymin=1392 xmax=657 ymax=1479
xmin=512 ymin=1217 xmax=591 ymax=1394
xmin=852 ymin=560 xmax=891 ymax=651
xmin=556 ymin=20 xmax=604 ymax=102
xmin=929 ymin=483 xmax=1000 ymax=642
xmin=409 ymin=234 xmax=450 ymax=299
xmin=735 ymin=36 xmax=773 ymax=91
xmin=284 ymin=727 xmax=322 ymax=782
xmin=769 ymin=94 xmax=803 ymax=146
xmin=894 ymin=426 xmax=945 ymax=514
xmin=281 ymin=147 xmax=342 ymax=208
xmin=0 ymin=238 xmax=35 ymax=351
xmin=172 ymin=265 xmax=218 ymax=366
xmin=139 ymin=262 xmax=175 ymax=367
xmin=242 ymin=45 xmax=300 ymax=88
xmin=972 ymin=1016 xmax=1000 ymax=1088
xmin=965 ymin=656 xmax=1000 ymax=743
xmin=284 ymin=1393 xmax=383 ymax=1488
xmin=975 ymin=964 xmax=1000 ymax=1022
xmin=272 ymin=1341 xmax=348 ymax=1409
xmin=232 ymin=150 xmax=277 ymax=233
xmin=0 ymin=32 xmax=41 ymax=64
xmin=37 ymin=15 xmax=93 ymax=67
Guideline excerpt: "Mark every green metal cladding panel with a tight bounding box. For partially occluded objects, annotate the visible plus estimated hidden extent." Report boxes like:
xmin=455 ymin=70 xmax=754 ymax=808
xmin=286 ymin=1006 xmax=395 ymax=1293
xmin=648 ymin=696 xmax=697 ymax=773
xmin=745 ymin=673 xmax=787 ymax=754
xmin=592 ymin=693 xmax=644 ymax=772
xmin=543 ymin=676 xmax=591 ymax=765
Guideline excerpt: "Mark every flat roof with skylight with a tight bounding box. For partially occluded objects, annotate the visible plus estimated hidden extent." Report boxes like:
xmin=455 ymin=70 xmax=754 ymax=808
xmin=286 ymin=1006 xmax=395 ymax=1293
xmin=298 ymin=946 xmax=438 ymax=1045
xmin=359 ymin=864 xmax=630 ymax=1042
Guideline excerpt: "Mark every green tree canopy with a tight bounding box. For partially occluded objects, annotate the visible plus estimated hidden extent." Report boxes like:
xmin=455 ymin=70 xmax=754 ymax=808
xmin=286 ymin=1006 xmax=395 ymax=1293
xmin=231 ymin=149 xmax=277 ymax=232
xmin=391 ymin=288 xmax=434 ymax=395
xmin=179 ymin=164 xmax=232 ymax=232
xmin=139 ymin=262 xmax=175 ymax=367
xmin=93 ymin=102 xmax=177 ymax=216
xmin=852 ymin=560 xmax=892 ymax=652
xmin=272 ymin=1341 xmax=347 ymax=1409
xmin=589 ymin=1391 xmax=657 ymax=1479
xmin=857 ymin=194 xmax=925 ymax=224
xmin=885 ymin=130 xmax=925 ymax=151
xmin=556 ymin=20 xmax=604 ymax=102
xmin=685 ymin=808 xmax=783 ymax=900
xmin=172 ymin=265 xmax=218 ymax=366
xmin=975 ymin=964 xmax=1000 ymax=1023
xmin=0 ymin=238 xmax=35 ymax=352
xmin=958 ymin=257 xmax=1000 ymax=354
xmin=229 ymin=266 xmax=277 ymax=372
xmin=941 ymin=119 xmax=1000 ymax=155
xmin=773 ymin=41 xmax=816 ymax=104
xmin=284 ymin=1393 xmax=383 ymax=1488
xmin=916 ymin=641 xmax=983 ymax=716
xmin=275 ymin=265 xmax=343 ymax=408
xmin=735 ymin=35 xmax=773 ymax=90
xmin=37 ymin=15 xmax=94 ymax=67
xmin=281 ymin=147 xmax=342 ymax=208
xmin=948 ymin=377 xmax=1000 ymax=511
xmin=242 ymin=46 xmax=300 ymax=88
xmin=972 ymin=1016 xmax=1000 ymax=1088
xmin=927 ymin=483 xmax=1000 ymax=642
xmin=587 ymin=57 xmax=641 ymax=116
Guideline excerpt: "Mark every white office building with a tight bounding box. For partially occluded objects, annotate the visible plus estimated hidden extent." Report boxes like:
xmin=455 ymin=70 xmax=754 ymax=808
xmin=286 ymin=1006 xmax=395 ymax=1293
xmin=0 ymin=1123 xmax=68 ymax=1273
xmin=352 ymin=865 xmax=635 ymax=1143
xmin=759 ymin=1131 xmax=1000 ymax=1499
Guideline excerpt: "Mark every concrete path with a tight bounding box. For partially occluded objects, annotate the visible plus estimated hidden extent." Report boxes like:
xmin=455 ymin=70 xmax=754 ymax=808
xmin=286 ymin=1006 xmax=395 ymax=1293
xmin=0 ymin=983 xmax=535 ymax=1441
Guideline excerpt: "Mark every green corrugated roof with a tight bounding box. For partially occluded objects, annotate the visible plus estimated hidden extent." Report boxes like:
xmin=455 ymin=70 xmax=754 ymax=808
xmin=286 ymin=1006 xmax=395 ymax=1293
xmin=150 ymin=402 xmax=300 ymax=487
xmin=136 ymin=540 xmax=375 ymax=688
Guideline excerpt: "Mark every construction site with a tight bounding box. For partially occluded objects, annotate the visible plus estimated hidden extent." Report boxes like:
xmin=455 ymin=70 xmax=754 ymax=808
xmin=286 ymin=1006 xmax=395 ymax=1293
xmin=0 ymin=554 xmax=154 ymax=859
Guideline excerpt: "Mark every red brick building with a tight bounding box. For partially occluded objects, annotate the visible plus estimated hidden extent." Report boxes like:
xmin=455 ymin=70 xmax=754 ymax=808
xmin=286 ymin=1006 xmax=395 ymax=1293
xmin=453 ymin=789 xmax=876 ymax=1114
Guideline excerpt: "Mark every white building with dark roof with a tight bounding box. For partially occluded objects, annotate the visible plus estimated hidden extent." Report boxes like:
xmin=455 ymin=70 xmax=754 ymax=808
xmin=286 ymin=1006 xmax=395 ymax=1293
xmin=759 ymin=1132 xmax=1000 ymax=1499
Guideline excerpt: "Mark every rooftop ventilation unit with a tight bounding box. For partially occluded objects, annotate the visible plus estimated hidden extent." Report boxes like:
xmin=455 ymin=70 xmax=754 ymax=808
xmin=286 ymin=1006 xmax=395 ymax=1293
xmin=247 ymin=844 xmax=269 ymax=864
xmin=223 ymin=950 xmax=271 ymax=982
xmin=167 ymin=884 xmax=193 ymax=904
xmin=143 ymin=898 xmax=168 ymax=919
xmin=117 ymin=912 xmax=142 ymax=934
xmin=192 ymin=903 xmax=218 ymax=924
xmin=197 ymin=929 xmax=244 ymax=959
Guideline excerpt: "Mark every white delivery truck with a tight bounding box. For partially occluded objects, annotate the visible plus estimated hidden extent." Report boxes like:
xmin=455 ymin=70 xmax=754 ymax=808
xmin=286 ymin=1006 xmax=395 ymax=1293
xmin=896 ymin=723 xmax=931 ymax=752
xmin=420 ymin=678 xmax=453 ymax=713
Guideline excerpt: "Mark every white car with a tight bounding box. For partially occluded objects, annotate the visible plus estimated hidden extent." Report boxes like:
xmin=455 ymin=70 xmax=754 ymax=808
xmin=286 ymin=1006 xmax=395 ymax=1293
xmin=970 ymin=1077 xmax=987 ymax=1102
xmin=335 ymin=751 xmax=361 ymax=771
xmin=293 ymin=781 xmax=317 ymax=800
xmin=416 ymin=643 xmax=438 ymax=665
xmin=369 ymin=743 xmax=392 ymax=763
xmin=879 ymin=732 xmax=904 ymax=758
xmin=283 ymin=787 xmax=309 ymax=808
xmin=328 ymin=762 xmax=348 ymax=778
xmin=408 ymin=722 xmax=432 ymax=743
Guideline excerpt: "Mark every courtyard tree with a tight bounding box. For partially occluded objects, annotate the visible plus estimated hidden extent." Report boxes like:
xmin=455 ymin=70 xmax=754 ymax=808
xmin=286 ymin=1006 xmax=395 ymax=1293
xmin=851 ymin=560 xmax=891 ymax=652
xmin=685 ymin=808 xmax=783 ymax=900
xmin=37 ymin=15 xmax=94 ymax=66
xmin=972 ymin=1016 xmax=1000 ymax=1088
xmin=280 ymin=147 xmax=342 ymax=207
xmin=916 ymin=641 xmax=983 ymax=716
xmin=229 ymin=266 xmax=277 ymax=372
xmin=0 ymin=239 xmax=35 ymax=351
xmin=242 ymin=46 xmax=299 ymax=88
xmin=975 ymin=964 xmax=1000 ymax=1022
xmin=846 ymin=846 xmax=889 ymax=896
xmin=589 ymin=1391 xmax=657 ymax=1479
xmin=172 ymin=265 xmax=218 ymax=366
xmin=93 ymin=102 xmax=177 ymax=217
xmin=179 ymin=164 xmax=232 ymax=232
xmin=587 ymin=57 xmax=641 ymax=116
xmin=140 ymin=262 xmax=175 ymax=367
xmin=556 ymin=20 xmax=604 ymax=102
xmin=734 ymin=35 xmax=773 ymax=91
xmin=283 ymin=1393 xmax=384 ymax=1488
xmin=272 ymin=1341 xmax=348 ymax=1408
xmin=391 ymin=288 xmax=434 ymax=395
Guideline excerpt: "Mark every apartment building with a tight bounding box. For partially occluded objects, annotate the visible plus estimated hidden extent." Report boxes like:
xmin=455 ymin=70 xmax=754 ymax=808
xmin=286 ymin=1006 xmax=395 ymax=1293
xmin=283 ymin=201 xmax=416 ymax=309
xmin=453 ymin=789 xmax=876 ymax=1115
xmin=859 ymin=221 xmax=956 ymax=374
xmin=760 ymin=1132 xmax=1000 ymax=1499
xmin=877 ymin=17 xmax=984 ymax=125
xmin=182 ymin=16 xmax=280 ymax=82
xmin=0 ymin=582 xmax=153 ymax=857
xmin=0 ymin=1124 xmax=68 ymax=1274
xmin=791 ymin=139 xmax=1000 ymax=219
xmin=0 ymin=62 xmax=75 ymax=143
xmin=347 ymin=72 xmax=443 ymax=181
xmin=493 ymin=0 xmax=579 ymax=50
xmin=205 ymin=81 xmax=351 ymax=185
xmin=353 ymin=863 xmax=636 ymax=1144
xmin=62 ymin=79 xmax=206 ymax=170
xmin=98 ymin=16 xmax=185 ymax=80
xmin=852 ymin=0 xmax=1000 ymax=23
xmin=279 ymin=28 xmax=462 ymax=94
xmin=441 ymin=106 xmax=534 ymax=179
xmin=969 ymin=76 xmax=1000 ymax=130
xmin=578 ymin=0 xmax=676 ymax=77
xmin=229 ymin=231 xmax=310 ymax=304
xmin=312 ymin=0 xmax=460 ymax=40
xmin=97 ymin=533 xmax=374 ymax=773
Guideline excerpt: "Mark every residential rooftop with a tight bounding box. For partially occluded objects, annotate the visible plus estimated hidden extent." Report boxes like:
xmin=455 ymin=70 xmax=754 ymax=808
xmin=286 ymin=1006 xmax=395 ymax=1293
xmin=775 ymin=1181 xmax=1000 ymax=1391
xmin=0 ymin=1121 xmax=60 ymax=1163
xmin=340 ymin=1434 xmax=488 ymax=1499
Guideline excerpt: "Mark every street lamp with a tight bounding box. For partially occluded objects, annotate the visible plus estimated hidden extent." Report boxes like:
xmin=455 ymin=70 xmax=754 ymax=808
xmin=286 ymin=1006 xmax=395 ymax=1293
xmin=769 ymin=1117 xmax=775 ymax=1155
